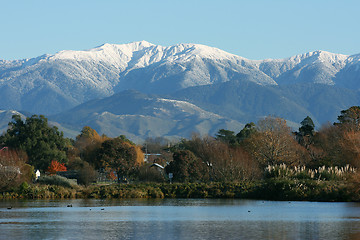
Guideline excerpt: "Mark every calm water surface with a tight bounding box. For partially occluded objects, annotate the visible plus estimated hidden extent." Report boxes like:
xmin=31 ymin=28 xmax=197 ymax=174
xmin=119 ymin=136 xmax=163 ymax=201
xmin=1 ymin=199 xmax=360 ymax=240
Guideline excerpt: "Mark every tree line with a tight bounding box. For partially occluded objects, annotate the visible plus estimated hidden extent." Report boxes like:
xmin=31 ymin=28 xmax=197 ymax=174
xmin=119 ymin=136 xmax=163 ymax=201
xmin=0 ymin=117 xmax=144 ymax=189
xmin=159 ymin=106 xmax=360 ymax=184
xmin=1 ymin=106 xmax=360 ymax=191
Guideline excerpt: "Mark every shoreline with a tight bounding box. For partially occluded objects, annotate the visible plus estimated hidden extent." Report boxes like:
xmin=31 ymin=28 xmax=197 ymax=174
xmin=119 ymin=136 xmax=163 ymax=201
xmin=1 ymin=180 xmax=357 ymax=202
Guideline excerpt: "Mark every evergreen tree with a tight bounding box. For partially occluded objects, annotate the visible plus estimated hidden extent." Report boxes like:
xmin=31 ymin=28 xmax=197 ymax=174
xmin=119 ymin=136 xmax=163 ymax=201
xmin=165 ymin=150 xmax=209 ymax=182
xmin=215 ymin=129 xmax=237 ymax=145
xmin=0 ymin=115 xmax=68 ymax=171
xmin=335 ymin=106 xmax=360 ymax=131
xmin=296 ymin=116 xmax=316 ymax=147
xmin=299 ymin=116 xmax=315 ymax=137
xmin=236 ymin=122 xmax=257 ymax=142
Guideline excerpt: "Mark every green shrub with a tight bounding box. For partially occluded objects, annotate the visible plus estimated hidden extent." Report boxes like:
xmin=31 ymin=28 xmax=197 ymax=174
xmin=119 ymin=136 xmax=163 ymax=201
xmin=38 ymin=175 xmax=78 ymax=189
xmin=2 ymin=180 xmax=358 ymax=201
xmin=256 ymin=178 xmax=355 ymax=201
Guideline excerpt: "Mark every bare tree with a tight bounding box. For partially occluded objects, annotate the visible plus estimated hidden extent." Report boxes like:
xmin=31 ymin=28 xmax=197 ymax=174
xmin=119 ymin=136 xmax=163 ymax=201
xmin=312 ymin=123 xmax=346 ymax=167
xmin=0 ymin=149 xmax=29 ymax=190
xmin=181 ymin=134 xmax=260 ymax=181
xmin=207 ymin=141 xmax=260 ymax=181
xmin=339 ymin=130 xmax=360 ymax=168
xmin=244 ymin=116 xmax=308 ymax=168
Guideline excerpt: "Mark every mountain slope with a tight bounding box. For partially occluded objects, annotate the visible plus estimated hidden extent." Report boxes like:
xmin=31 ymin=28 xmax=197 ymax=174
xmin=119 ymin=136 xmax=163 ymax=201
xmin=258 ymin=51 xmax=349 ymax=85
xmin=49 ymin=81 xmax=360 ymax=142
xmin=173 ymin=80 xmax=360 ymax=127
xmin=50 ymin=90 xmax=243 ymax=142
xmin=0 ymin=110 xmax=25 ymax=134
xmin=0 ymin=110 xmax=78 ymax=138
xmin=172 ymin=80 xmax=315 ymax=125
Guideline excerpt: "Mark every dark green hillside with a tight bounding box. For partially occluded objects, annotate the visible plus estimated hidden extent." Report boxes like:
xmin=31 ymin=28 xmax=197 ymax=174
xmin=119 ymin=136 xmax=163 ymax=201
xmin=173 ymin=80 xmax=360 ymax=126
xmin=173 ymin=80 xmax=313 ymax=125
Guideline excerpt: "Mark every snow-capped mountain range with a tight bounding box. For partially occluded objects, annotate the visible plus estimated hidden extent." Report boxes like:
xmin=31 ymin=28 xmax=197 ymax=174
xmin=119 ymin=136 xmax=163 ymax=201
xmin=0 ymin=41 xmax=359 ymax=140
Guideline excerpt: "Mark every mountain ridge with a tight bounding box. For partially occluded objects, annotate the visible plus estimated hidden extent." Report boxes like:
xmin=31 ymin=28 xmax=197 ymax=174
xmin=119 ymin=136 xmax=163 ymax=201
xmin=1 ymin=41 xmax=360 ymax=141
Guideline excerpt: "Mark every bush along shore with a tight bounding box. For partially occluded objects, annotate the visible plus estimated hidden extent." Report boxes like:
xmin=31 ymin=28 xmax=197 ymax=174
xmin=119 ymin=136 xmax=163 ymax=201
xmin=1 ymin=179 xmax=358 ymax=202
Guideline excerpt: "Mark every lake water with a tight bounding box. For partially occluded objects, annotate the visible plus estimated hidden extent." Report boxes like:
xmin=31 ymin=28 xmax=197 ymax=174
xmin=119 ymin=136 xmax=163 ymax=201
xmin=1 ymin=199 xmax=360 ymax=240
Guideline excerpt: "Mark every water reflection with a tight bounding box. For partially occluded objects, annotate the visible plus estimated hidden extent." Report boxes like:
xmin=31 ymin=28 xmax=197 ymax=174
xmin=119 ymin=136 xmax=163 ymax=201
xmin=1 ymin=199 xmax=360 ymax=240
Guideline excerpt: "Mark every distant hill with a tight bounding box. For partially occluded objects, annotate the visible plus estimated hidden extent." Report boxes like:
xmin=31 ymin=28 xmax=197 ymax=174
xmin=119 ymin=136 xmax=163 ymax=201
xmin=0 ymin=110 xmax=77 ymax=138
xmin=172 ymin=80 xmax=360 ymax=126
xmin=0 ymin=110 xmax=25 ymax=134
xmin=50 ymin=90 xmax=243 ymax=142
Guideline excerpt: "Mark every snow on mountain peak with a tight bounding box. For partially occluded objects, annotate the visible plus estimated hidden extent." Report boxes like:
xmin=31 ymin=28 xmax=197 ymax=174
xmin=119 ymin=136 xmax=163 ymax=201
xmin=49 ymin=41 xmax=246 ymax=68
xmin=49 ymin=41 xmax=156 ymax=68
xmin=161 ymin=43 xmax=247 ymax=63
xmin=101 ymin=40 xmax=155 ymax=53
xmin=310 ymin=50 xmax=349 ymax=64
xmin=285 ymin=50 xmax=349 ymax=65
xmin=3 ymin=41 xmax=359 ymax=102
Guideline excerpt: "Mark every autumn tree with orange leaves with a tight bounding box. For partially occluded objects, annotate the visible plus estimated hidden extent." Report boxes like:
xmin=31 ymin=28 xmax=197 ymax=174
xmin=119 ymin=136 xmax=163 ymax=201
xmin=71 ymin=126 xmax=108 ymax=169
xmin=47 ymin=160 xmax=67 ymax=175
xmin=96 ymin=137 xmax=143 ymax=183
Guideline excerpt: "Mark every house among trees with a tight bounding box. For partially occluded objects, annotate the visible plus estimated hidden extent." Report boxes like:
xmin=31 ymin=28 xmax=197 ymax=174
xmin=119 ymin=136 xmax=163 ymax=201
xmin=35 ymin=170 xmax=40 ymax=181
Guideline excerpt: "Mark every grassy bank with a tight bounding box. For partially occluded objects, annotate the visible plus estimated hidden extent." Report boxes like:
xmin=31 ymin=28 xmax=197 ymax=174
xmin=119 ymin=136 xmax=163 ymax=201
xmin=1 ymin=179 xmax=358 ymax=202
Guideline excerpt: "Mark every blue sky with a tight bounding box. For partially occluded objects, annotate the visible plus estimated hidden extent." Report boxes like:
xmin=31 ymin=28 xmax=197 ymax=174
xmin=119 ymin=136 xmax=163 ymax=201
xmin=1 ymin=0 xmax=359 ymax=60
